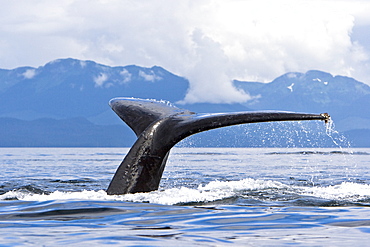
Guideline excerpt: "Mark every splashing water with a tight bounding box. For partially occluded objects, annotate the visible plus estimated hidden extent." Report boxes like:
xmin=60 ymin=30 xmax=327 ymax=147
xmin=178 ymin=117 xmax=352 ymax=149
xmin=324 ymin=119 xmax=351 ymax=148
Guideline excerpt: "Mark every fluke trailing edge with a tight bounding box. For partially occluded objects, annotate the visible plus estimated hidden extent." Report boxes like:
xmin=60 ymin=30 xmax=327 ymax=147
xmin=106 ymin=97 xmax=330 ymax=195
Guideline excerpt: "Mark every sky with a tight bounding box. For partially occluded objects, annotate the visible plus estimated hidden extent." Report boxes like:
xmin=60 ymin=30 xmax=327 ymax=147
xmin=1 ymin=0 xmax=370 ymax=103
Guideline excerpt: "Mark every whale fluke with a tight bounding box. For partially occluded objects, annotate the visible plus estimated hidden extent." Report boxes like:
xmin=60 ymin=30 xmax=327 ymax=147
xmin=106 ymin=97 xmax=330 ymax=195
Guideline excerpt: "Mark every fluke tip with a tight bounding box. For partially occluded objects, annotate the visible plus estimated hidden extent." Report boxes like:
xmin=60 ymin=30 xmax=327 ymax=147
xmin=320 ymin=113 xmax=331 ymax=123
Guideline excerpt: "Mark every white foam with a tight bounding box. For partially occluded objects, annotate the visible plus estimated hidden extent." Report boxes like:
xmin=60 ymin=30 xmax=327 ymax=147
xmin=2 ymin=179 xmax=370 ymax=205
xmin=0 ymin=190 xmax=109 ymax=201
xmin=199 ymin=178 xmax=287 ymax=191
xmin=302 ymin=182 xmax=370 ymax=201
xmin=122 ymin=179 xmax=287 ymax=205
xmin=0 ymin=178 xmax=287 ymax=205
xmin=123 ymin=187 xmax=233 ymax=205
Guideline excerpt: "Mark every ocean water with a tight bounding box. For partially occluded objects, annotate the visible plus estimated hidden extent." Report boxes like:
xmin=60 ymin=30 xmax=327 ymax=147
xmin=1 ymin=146 xmax=370 ymax=246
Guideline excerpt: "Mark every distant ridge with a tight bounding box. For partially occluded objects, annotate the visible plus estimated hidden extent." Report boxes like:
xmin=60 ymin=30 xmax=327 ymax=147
xmin=0 ymin=58 xmax=189 ymax=124
xmin=0 ymin=58 xmax=369 ymax=147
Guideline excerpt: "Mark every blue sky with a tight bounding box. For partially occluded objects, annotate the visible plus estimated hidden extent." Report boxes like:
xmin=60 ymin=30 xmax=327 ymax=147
xmin=1 ymin=0 xmax=369 ymax=103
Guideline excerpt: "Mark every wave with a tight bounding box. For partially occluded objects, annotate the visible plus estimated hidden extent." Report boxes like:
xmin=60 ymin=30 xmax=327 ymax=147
xmin=2 ymin=178 xmax=370 ymax=206
xmin=266 ymin=151 xmax=370 ymax=155
xmin=0 ymin=178 xmax=282 ymax=204
xmin=301 ymin=182 xmax=370 ymax=201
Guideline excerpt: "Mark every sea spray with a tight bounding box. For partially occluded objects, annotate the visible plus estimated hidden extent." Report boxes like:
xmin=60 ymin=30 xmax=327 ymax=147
xmin=177 ymin=119 xmax=342 ymax=148
xmin=324 ymin=119 xmax=351 ymax=148
xmin=323 ymin=118 xmax=359 ymax=181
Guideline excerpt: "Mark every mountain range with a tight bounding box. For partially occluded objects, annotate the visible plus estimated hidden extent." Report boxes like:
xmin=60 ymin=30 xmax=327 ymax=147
xmin=0 ymin=58 xmax=369 ymax=147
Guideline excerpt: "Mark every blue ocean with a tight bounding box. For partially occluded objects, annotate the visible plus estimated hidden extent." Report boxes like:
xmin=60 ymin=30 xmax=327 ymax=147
xmin=1 ymin=124 xmax=370 ymax=246
xmin=1 ymin=147 xmax=369 ymax=246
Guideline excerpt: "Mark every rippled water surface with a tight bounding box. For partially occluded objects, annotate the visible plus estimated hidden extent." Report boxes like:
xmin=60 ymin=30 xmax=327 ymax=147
xmin=1 ymin=147 xmax=370 ymax=246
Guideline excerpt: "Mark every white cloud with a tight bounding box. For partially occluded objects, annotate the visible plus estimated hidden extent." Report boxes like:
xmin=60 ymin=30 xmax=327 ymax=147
xmin=138 ymin=70 xmax=162 ymax=82
xmin=79 ymin=60 xmax=86 ymax=68
xmin=287 ymin=73 xmax=299 ymax=79
xmin=22 ymin=69 xmax=36 ymax=79
xmin=1 ymin=0 xmax=370 ymax=103
xmin=120 ymin=69 xmax=131 ymax=83
xmin=180 ymin=29 xmax=253 ymax=103
xmin=93 ymin=73 xmax=108 ymax=87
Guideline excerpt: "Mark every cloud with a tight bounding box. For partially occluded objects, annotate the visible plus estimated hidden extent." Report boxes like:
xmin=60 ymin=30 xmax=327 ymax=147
xmin=181 ymin=29 xmax=253 ymax=103
xmin=138 ymin=70 xmax=162 ymax=82
xmin=120 ymin=69 xmax=132 ymax=83
xmin=1 ymin=0 xmax=370 ymax=103
xmin=79 ymin=60 xmax=87 ymax=68
xmin=22 ymin=69 xmax=36 ymax=79
xmin=93 ymin=73 xmax=108 ymax=88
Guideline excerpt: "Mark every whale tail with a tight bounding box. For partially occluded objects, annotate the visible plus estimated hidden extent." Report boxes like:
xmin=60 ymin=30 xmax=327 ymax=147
xmin=106 ymin=97 xmax=330 ymax=195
